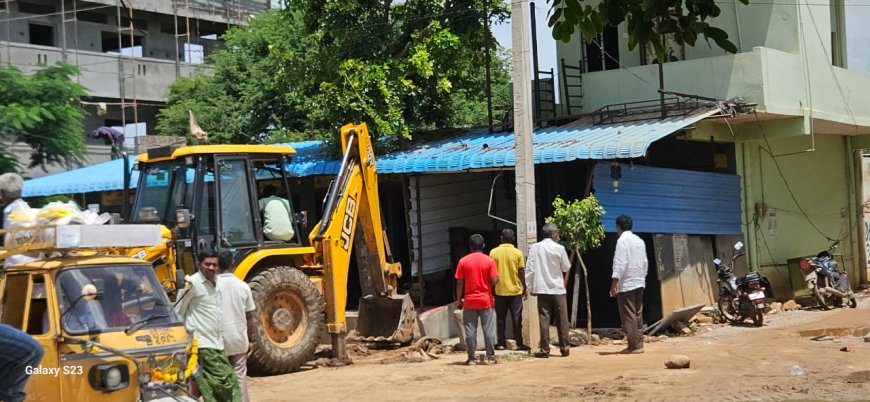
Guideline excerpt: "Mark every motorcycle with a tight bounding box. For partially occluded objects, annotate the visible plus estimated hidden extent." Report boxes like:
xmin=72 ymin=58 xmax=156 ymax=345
xmin=799 ymin=241 xmax=857 ymax=310
xmin=714 ymin=242 xmax=773 ymax=327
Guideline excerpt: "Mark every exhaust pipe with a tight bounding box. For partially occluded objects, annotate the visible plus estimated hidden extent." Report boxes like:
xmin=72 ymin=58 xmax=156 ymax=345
xmin=823 ymin=287 xmax=844 ymax=298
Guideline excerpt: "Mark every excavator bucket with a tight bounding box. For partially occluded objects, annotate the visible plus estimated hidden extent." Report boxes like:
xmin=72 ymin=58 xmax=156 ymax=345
xmin=353 ymin=293 xmax=417 ymax=344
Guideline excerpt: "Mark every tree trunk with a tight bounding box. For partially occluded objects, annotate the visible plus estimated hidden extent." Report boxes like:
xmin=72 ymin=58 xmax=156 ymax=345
xmin=577 ymin=247 xmax=592 ymax=339
xmin=569 ymin=249 xmax=579 ymax=328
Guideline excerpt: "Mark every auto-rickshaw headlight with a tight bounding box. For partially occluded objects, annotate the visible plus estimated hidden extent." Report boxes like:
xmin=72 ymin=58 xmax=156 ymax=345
xmin=89 ymin=364 xmax=129 ymax=391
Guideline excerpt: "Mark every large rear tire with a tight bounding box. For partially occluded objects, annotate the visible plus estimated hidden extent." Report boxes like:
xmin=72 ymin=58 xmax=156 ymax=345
xmin=247 ymin=266 xmax=325 ymax=375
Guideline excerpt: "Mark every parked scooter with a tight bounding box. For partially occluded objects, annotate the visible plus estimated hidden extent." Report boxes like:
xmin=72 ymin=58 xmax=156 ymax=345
xmin=714 ymin=242 xmax=773 ymax=327
xmin=799 ymin=241 xmax=857 ymax=310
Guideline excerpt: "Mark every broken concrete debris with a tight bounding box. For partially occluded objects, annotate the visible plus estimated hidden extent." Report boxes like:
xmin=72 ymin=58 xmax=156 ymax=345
xmin=665 ymin=355 xmax=691 ymax=369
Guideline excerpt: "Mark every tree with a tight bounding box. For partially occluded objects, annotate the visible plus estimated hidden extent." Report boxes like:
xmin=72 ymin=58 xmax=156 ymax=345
xmin=157 ymin=1 xmax=512 ymax=146
xmin=0 ymin=63 xmax=87 ymax=173
xmin=545 ymin=0 xmax=748 ymax=60
xmin=546 ymin=195 xmax=605 ymax=338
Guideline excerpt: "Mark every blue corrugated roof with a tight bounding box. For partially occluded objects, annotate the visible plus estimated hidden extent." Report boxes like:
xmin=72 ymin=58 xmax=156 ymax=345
xmin=23 ymin=156 xmax=139 ymax=197
xmin=283 ymin=140 xmax=343 ymax=177
xmin=393 ymin=110 xmax=717 ymax=172
xmin=22 ymin=110 xmax=716 ymax=196
xmin=284 ymin=109 xmax=717 ymax=175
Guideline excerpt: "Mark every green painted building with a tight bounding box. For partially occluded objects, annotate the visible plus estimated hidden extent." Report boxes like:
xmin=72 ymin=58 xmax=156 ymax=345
xmin=552 ymin=0 xmax=870 ymax=296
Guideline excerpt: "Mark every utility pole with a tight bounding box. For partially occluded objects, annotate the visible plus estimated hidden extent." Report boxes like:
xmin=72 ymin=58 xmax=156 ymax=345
xmin=511 ymin=0 xmax=539 ymax=352
xmin=483 ymin=0 xmax=493 ymax=132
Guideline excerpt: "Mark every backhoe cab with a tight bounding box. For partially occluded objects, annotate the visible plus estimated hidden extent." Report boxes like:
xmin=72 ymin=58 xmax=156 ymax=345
xmin=129 ymin=123 xmax=415 ymax=373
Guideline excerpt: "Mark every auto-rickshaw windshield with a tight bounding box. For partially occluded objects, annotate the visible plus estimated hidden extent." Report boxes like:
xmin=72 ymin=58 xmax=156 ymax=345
xmin=57 ymin=264 xmax=182 ymax=335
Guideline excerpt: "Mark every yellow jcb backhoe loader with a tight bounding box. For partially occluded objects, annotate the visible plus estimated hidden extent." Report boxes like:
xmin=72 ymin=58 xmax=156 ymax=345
xmin=125 ymin=123 xmax=416 ymax=374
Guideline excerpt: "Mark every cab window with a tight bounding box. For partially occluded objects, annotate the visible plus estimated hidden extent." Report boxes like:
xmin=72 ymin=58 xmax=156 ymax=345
xmin=0 ymin=274 xmax=49 ymax=335
xmin=27 ymin=275 xmax=49 ymax=335
xmin=253 ymin=156 xmax=300 ymax=244
xmin=0 ymin=274 xmax=28 ymax=329
xmin=217 ymin=158 xmax=257 ymax=244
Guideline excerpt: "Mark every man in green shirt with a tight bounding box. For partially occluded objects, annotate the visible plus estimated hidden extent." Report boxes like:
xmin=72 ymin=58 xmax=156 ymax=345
xmin=258 ymin=185 xmax=295 ymax=242
xmin=489 ymin=228 xmax=527 ymax=350
xmin=175 ymin=250 xmax=241 ymax=402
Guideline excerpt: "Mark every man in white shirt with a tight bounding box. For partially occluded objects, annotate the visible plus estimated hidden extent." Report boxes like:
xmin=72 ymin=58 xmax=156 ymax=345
xmin=610 ymin=215 xmax=649 ymax=354
xmin=217 ymin=250 xmax=255 ymax=402
xmin=1 ymin=173 xmax=38 ymax=268
xmin=175 ymin=250 xmax=241 ymax=402
xmin=525 ymin=223 xmax=572 ymax=358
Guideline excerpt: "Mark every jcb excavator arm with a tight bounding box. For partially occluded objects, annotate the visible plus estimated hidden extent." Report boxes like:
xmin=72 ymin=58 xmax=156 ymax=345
xmin=308 ymin=123 xmax=416 ymax=361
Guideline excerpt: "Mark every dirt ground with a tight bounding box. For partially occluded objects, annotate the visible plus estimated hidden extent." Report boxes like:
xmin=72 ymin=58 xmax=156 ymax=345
xmin=249 ymin=297 xmax=870 ymax=402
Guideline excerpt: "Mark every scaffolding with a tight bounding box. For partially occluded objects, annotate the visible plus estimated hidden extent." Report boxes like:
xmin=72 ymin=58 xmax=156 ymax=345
xmin=0 ymin=0 xmax=261 ymax=157
xmin=2 ymin=0 xmax=10 ymax=64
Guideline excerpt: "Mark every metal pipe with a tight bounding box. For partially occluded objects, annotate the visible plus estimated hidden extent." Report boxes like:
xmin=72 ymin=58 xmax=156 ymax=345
xmin=60 ymin=0 xmax=68 ymax=61
xmin=315 ymin=131 xmax=358 ymax=240
xmin=658 ymin=61 xmax=666 ymax=118
xmin=530 ymin=2 xmax=541 ymax=124
xmin=733 ymin=0 xmax=744 ymax=52
xmin=122 ymin=152 xmax=130 ymax=221
xmin=173 ymin=0 xmax=180 ymax=78
xmin=415 ymin=175 xmax=424 ymax=310
xmin=845 ymin=136 xmax=863 ymax=286
xmin=4 ymin=0 xmax=10 ymax=65
xmin=484 ymin=0 xmax=493 ymax=132
xmin=741 ymin=142 xmax=760 ymax=273
xmin=488 ymin=171 xmax=517 ymax=226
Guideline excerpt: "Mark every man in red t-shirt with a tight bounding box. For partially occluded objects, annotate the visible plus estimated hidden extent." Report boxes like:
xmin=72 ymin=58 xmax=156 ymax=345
xmin=455 ymin=234 xmax=499 ymax=365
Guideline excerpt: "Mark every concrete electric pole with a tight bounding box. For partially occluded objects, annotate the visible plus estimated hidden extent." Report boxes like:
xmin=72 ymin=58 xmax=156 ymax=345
xmin=511 ymin=0 xmax=539 ymax=352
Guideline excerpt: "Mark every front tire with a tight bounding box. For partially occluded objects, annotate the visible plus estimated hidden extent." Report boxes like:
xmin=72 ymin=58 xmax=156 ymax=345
xmin=848 ymin=297 xmax=858 ymax=309
xmin=247 ymin=266 xmax=325 ymax=374
xmin=812 ymin=286 xmax=829 ymax=311
xmin=718 ymin=295 xmax=739 ymax=323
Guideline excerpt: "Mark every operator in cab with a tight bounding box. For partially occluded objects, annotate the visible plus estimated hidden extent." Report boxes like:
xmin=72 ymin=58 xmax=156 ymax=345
xmin=258 ymin=185 xmax=294 ymax=242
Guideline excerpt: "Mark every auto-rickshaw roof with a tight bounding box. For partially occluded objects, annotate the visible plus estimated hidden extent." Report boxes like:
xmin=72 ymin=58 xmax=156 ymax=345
xmin=3 ymin=255 xmax=151 ymax=272
xmin=137 ymin=144 xmax=297 ymax=163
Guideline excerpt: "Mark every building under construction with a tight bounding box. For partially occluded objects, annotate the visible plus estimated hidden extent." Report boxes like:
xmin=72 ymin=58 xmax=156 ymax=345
xmin=0 ymin=0 xmax=270 ymax=177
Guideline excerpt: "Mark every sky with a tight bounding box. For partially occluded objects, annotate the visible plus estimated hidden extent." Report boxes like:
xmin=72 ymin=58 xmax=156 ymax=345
xmin=491 ymin=2 xmax=559 ymax=75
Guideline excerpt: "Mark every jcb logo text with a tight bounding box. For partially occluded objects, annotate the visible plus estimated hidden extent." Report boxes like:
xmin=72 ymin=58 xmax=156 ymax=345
xmin=340 ymin=196 xmax=357 ymax=251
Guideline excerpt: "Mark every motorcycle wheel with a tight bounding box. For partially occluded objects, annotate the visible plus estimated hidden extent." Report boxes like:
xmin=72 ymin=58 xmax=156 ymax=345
xmin=751 ymin=310 xmax=763 ymax=327
xmin=718 ymin=296 xmax=739 ymax=323
xmin=848 ymin=297 xmax=858 ymax=309
xmin=812 ymin=287 xmax=829 ymax=310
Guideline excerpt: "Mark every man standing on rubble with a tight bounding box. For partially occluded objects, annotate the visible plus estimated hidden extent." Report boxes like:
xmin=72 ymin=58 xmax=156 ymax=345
xmin=217 ymin=250 xmax=255 ymax=402
xmin=489 ymin=228 xmax=527 ymax=350
xmin=526 ymin=223 xmax=571 ymax=358
xmin=610 ymin=215 xmax=648 ymax=354
xmin=455 ymin=234 xmax=499 ymax=365
xmin=175 ymin=250 xmax=241 ymax=402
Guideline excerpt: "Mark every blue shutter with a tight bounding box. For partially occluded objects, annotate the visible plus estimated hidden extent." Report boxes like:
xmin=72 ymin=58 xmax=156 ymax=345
xmin=593 ymin=163 xmax=742 ymax=235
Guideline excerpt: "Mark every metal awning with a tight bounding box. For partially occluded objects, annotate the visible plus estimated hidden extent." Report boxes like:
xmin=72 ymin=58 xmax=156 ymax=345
xmin=23 ymin=155 xmax=139 ymax=197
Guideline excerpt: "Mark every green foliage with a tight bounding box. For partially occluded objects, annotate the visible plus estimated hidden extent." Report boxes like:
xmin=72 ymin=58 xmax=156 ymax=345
xmin=546 ymin=195 xmax=606 ymax=253
xmin=546 ymin=0 xmax=748 ymax=61
xmin=157 ymin=1 xmax=512 ymax=146
xmin=29 ymin=195 xmax=77 ymax=209
xmin=0 ymin=63 xmax=87 ymax=172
